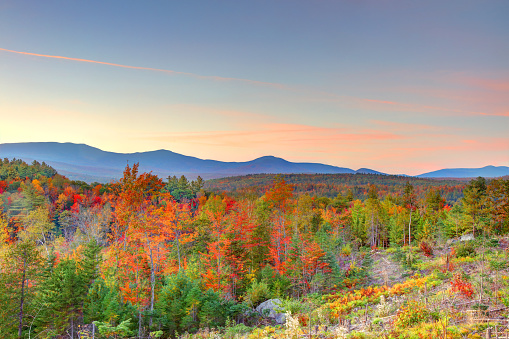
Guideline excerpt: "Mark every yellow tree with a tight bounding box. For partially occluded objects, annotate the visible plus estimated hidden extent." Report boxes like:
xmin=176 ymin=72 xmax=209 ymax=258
xmin=21 ymin=207 xmax=53 ymax=257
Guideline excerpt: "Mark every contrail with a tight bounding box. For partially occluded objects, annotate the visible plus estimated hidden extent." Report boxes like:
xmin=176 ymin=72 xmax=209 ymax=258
xmin=1 ymin=47 xmax=502 ymax=117
xmin=0 ymin=47 xmax=287 ymax=89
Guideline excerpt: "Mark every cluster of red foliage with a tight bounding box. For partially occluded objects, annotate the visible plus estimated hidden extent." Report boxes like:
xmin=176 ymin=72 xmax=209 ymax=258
xmin=450 ymin=274 xmax=474 ymax=299
xmin=0 ymin=180 xmax=7 ymax=194
xmin=419 ymin=241 xmax=433 ymax=257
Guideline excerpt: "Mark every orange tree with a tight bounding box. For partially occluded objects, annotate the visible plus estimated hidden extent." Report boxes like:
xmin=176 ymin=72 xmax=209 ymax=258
xmin=201 ymin=195 xmax=233 ymax=296
xmin=158 ymin=195 xmax=196 ymax=272
xmin=106 ymin=164 xmax=166 ymax=333
xmin=263 ymin=175 xmax=294 ymax=276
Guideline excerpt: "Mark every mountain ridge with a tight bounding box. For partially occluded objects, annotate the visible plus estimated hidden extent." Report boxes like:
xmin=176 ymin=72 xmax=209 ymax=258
xmin=0 ymin=142 xmax=507 ymax=182
xmin=417 ymin=165 xmax=509 ymax=178
xmin=0 ymin=142 xmax=358 ymax=182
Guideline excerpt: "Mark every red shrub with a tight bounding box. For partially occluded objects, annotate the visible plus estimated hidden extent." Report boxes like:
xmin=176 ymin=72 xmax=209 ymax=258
xmin=450 ymin=274 xmax=474 ymax=299
xmin=419 ymin=241 xmax=433 ymax=257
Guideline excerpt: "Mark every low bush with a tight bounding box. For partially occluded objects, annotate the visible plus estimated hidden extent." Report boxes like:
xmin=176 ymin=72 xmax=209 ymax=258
xmin=419 ymin=240 xmax=433 ymax=257
xmin=393 ymin=300 xmax=430 ymax=329
xmin=244 ymin=280 xmax=272 ymax=307
xmin=454 ymin=242 xmax=476 ymax=258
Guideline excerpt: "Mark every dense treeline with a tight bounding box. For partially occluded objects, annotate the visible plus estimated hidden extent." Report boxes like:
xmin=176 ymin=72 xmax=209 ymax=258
xmin=204 ymin=173 xmax=466 ymax=202
xmin=0 ymin=158 xmax=57 ymax=181
xmin=0 ymin=163 xmax=508 ymax=338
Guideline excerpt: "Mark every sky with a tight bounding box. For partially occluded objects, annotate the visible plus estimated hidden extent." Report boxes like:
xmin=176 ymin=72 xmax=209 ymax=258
xmin=0 ymin=0 xmax=508 ymax=175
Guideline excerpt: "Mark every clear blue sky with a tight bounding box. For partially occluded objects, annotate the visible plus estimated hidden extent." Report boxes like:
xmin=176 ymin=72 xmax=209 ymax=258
xmin=1 ymin=0 xmax=508 ymax=174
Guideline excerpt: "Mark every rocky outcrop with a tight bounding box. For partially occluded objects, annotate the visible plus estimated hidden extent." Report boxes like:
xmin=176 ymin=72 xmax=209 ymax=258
xmin=256 ymin=299 xmax=286 ymax=324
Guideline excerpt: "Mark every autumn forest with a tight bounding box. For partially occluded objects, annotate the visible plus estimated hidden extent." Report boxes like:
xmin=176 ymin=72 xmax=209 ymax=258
xmin=1 ymin=158 xmax=509 ymax=339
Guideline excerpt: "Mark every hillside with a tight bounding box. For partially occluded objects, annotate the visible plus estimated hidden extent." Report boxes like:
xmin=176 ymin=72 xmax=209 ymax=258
xmin=204 ymin=173 xmax=466 ymax=202
xmin=1 ymin=162 xmax=508 ymax=338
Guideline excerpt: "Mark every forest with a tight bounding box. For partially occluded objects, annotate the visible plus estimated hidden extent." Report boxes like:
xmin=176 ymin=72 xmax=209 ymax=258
xmin=204 ymin=173 xmax=467 ymax=202
xmin=1 ymin=158 xmax=508 ymax=338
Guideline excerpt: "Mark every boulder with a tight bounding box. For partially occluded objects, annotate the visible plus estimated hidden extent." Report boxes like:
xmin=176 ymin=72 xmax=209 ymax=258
xmin=256 ymin=299 xmax=286 ymax=324
xmin=460 ymin=233 xmax=475 ymax=242
xmin=447 ymin=233 xmax=474 ymax=245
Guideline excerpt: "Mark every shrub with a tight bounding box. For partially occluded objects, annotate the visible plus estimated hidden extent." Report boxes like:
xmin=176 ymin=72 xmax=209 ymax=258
xmin=244 ymin=280 xmax=272 ymax=307
xmin=393 ymin=301 xmax=430 ymax=329
xmin=419 ymin=241 xmax=433 ymax=257
xmin=488 ymin=238 xmax=500 ymax=247
xmin=340 ymin=244 xmax=352 ymax=257
xmin=223 ymin=322 xmax=252 ymax=338
xmin=93 ymin=319 xmax=135 ymax=339
xmin=455 ymin=242 xmax=476 ymax=258
xmin=404 ymin=251 xmax=417 ymax=269
xmin=374 ymin=295 xmax=392 ymax=317
xmin=280 ymin=298 xmax=308 ymax=315
xmin=450 ymin=274 xmax=474 ymax=299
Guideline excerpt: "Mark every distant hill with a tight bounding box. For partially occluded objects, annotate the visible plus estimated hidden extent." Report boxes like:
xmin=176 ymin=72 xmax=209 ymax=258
xmin=0 ymin=142 xmax=376 ymax=182
xmin=204 ymin=173 xmax=467 ymax=202
xmin=355 ymin=168 xmax=384 ymax=175
xmin=417 ymin=165 xmax=509 ymax=178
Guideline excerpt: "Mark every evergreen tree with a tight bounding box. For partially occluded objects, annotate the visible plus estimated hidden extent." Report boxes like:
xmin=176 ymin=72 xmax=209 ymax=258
xmin=462 ymin=177 xmax=488 ymax=237
xmin=0 ymin=240 xmax=43 ymax=339
xmin=36 ymin=258 xmax=88 ymax=338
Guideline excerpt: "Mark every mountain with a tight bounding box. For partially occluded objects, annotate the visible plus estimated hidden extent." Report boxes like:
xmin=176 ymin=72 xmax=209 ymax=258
xmin=0 ymin=142 xmax=372 ymax=182
xmin=2 ymin=142 xmax=505 ymax=182
xmin=417 ymin=165 xmax=509 ymax=178
xmin=355 ymin=168 xmax=384 ymax=175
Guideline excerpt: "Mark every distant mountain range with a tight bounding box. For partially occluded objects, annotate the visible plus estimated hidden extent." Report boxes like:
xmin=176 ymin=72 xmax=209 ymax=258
xmin=0 ymin=142 xmax=380 ymax=182
xmin=0 ymin=142 xmax=507 ymax=182
xmin=417 ymin=166 xmax=509 ymax=178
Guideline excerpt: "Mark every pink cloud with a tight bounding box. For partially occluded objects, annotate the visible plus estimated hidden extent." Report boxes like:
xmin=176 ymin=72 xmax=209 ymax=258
xmin=478 ymin=112 xmax=509 ymax=117
xmin=141 ymin=122 xmax=404 ymax=150
xmin=461 ymin=76 xmax=509 ymax=92
xmin=369 ymin=120 xmax=444 ymax=132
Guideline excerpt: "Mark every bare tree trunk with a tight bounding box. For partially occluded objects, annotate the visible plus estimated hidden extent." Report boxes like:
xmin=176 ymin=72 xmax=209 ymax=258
xmin=175 ymin=231 xmax=181 ymax=270
xmin=403 ymin=222 xmax=406 ymax=247
xmin=371 ymin=212 xmax=375 ymax=247
xmin=145 ymin=234 xmax=155 ymax=328
xmin=480 ymin=249 xmax=484 ymax=304
xmin=18 ymin=256 xmax=26 ymax=339
xmin=135 ymin=268 xmax=142 ymax=339
xmin=41 ymin=231 xmax=50 ymax=258
xmin=138 ymin=309 xmax=142 ymax=339
xmin=281 ymin=214 xmax=288 ymax=258
xmin=408 ymin=210 xmax=412 ymax=246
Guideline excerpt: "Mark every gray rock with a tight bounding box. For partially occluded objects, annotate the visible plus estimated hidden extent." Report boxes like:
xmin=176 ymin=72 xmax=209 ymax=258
xmin=256 ymin=299 xmax=286 ymax=324
xmin=460 ymin=233 xmax=475 ymax=242
xmin=446 ymin=238 xmax=457 ymax=245
xmin=447 ymin=233 xmax=474 ymax=245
